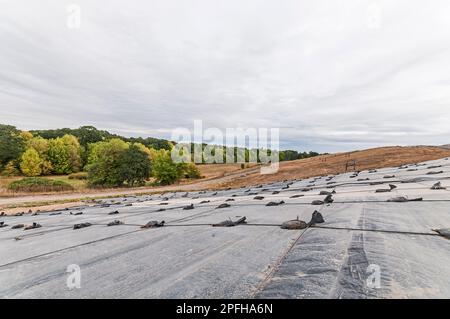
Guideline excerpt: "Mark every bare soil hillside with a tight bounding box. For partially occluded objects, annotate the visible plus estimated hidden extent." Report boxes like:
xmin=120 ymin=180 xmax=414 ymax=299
xmin=218 ymin=146 xmax=450 ymax=189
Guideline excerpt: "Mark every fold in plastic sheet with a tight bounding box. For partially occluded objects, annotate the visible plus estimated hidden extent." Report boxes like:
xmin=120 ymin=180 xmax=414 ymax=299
xmin=256 ymin=228 xmax=450 ymax=299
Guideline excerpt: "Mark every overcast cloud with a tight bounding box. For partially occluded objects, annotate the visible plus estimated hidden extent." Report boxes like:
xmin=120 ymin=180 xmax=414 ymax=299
xmin=1 ymin=0 xmax=450 ymax=152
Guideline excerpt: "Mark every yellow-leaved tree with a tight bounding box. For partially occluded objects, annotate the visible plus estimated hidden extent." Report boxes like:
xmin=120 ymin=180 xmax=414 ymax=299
xmin=20 ymin=148 xmax=43 ymax=176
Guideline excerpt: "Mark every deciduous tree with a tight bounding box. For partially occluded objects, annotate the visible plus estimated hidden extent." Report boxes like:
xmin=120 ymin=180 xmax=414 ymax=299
xmin=48 ymin=134 xmax=82 ymax=174
xmin=0 ymin=124 xmax=25 ymax=170
xmin=20 ymin=148 xmax=43 ymax=177
xmin=152 ymin=150 xmax=181 ymax=185
xmin=116 ymin=145 xmax=151 ymax=186
xmin=86 ymin=139 xmax=129 ymax=186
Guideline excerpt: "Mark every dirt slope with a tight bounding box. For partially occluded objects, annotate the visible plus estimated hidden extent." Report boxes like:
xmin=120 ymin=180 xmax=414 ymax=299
xmin=218 ymin=146 xmax=450 ymax=188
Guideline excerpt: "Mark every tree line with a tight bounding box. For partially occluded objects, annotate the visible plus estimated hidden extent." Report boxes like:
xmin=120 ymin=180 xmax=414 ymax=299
xmin=0 ymin=124 xmax=198 ymax=186
xmin=0 ymin=124 xmax=321 ymax=187
xmin=27 ymin=126 xmax=320 ymax=163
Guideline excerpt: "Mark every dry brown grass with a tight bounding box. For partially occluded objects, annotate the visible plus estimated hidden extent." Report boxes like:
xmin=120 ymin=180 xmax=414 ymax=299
xmin=0 ymin=176 xmax=20 ymax=196
xmin=218 ymin=146 xmax=450 ymax=189
xmin=195 ymin=163 xmax=259 ymax=180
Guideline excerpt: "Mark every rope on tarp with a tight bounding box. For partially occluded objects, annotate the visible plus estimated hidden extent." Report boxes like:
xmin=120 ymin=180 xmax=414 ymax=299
xmin=4 ymin=180 xmax=450 ymax=220
xmin=0 ymin=228 xmax=142 ymax=269
xmin=309 ymin=225 xmax=440 ymax=237
xmin=5 ymin=197 xmax=450 ymax=240
xmin=265 ymin=176 xmax=450 ymax=193
xmin=3 ymin=221 xmax=448 ymax=269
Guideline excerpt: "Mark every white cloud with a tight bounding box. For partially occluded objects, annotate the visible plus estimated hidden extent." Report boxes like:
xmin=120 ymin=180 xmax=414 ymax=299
xmin=1 ymin=0 xmax=450 ymax=152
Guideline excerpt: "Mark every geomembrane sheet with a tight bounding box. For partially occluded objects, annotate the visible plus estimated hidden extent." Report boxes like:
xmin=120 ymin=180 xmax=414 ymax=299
xmin=1 ymin=157 xmax=450 ymax=298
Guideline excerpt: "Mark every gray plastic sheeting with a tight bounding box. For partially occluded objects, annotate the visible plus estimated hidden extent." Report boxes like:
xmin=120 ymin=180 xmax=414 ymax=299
xmin=1 ymin=157 xmax=450 ymax=298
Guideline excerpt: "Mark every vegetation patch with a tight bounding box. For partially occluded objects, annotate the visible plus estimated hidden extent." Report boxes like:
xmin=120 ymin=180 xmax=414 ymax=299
xmin=8 ymin=177 xmax=74 ymax=192
xmin=68 ymin=172 xmax=88 ymax=180
xmin=182 ymin=163 xmax=202 ymax=179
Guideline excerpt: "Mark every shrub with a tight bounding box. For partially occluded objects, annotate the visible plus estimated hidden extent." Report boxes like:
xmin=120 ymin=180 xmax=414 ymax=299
xmin=8 ymin=177 xmax=74 ymax=192
xmin=1 ymin=161 xmax=20 ymax=176
xmin=68 ymin=172 xmax=88 ymax=180
xmin=152 ymin=151 xmax=181 ymax=185
xmin=181 ymin=163 xmax=201 ymax=179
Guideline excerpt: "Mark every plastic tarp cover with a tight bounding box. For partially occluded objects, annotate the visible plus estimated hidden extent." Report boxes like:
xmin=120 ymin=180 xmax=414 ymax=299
xmin=1 ymin=158 xmax=450 ymax=298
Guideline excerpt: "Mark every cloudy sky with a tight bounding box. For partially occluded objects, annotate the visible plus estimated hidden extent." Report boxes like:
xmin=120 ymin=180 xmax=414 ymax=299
xmin=1 ymin=0 xmax=450 ymax=152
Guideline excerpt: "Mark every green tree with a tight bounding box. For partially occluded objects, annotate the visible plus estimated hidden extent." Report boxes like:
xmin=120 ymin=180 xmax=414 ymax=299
xmin=28 ymin=136 xmax=49 ymax=155
xmin=116 ymin=145 xmax=151 ymax=186
xmin=48 ymin=138 xmax=71 ymax=174
xmin=28 ymin=137 xmax=53 ymax=174
xmin=31 ymin=126 xmax=171 ymax=150
xmin=152 ymin=150 xmax=181 ymax=185
xmin=48 ymin=134 xmax=82 ymax=174
xmin=20 ymin=148 xmax=43 ymax=177
xmin=86 ymin=139 xmax=129 ymax=186
xmin=133 ymin=142 xmax=154 ymax=162
xmin=0 ymin=124 xmax=25 ymax=170
xmin=19 ymin=131 xmax=33 ymax=142
xmin=62 ymin=134 xmax=82 ymax=172
xmin=73 ymin=126 xmax=109 ymax=147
